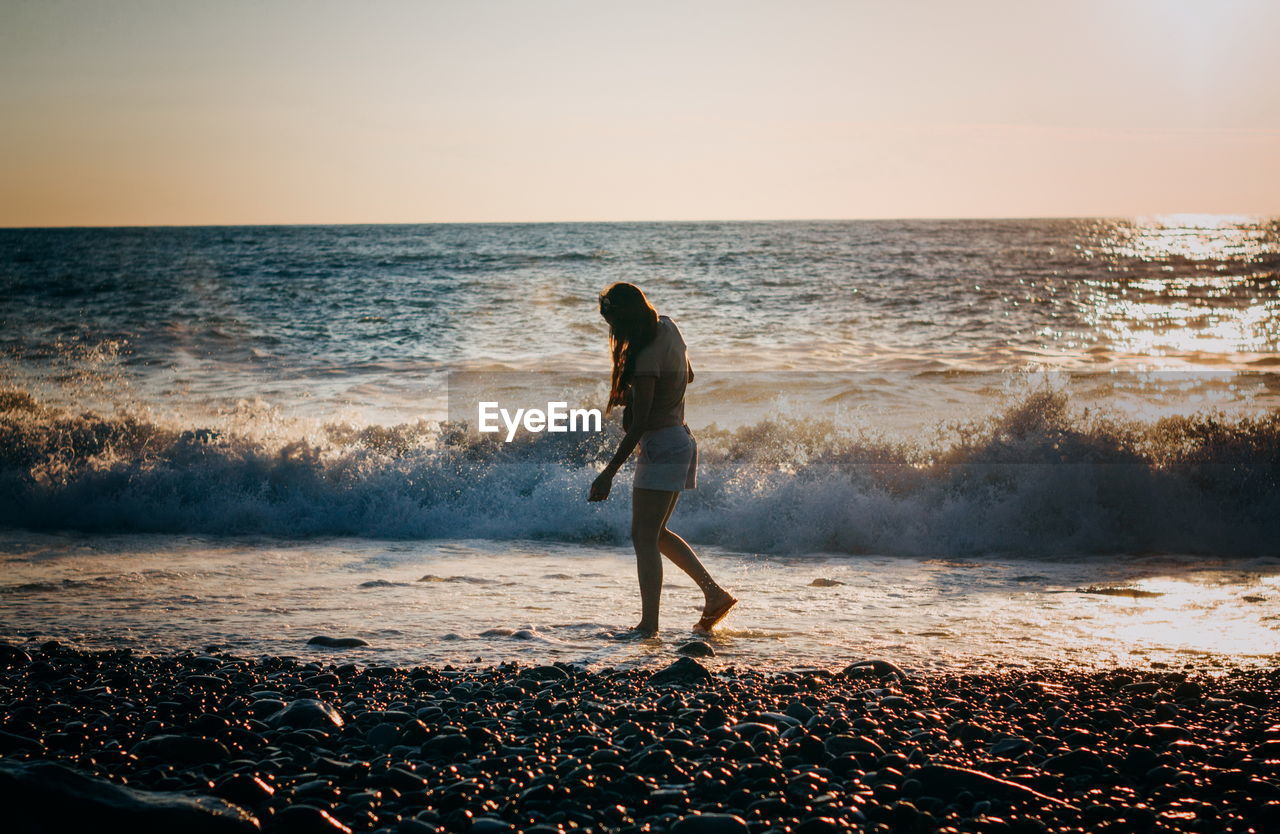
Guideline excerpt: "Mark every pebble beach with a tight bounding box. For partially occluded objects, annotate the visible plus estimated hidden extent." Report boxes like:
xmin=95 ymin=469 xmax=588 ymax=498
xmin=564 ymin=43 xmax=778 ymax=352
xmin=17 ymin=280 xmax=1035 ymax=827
xmin=2 ymin=642 xmax=1278 ymax=833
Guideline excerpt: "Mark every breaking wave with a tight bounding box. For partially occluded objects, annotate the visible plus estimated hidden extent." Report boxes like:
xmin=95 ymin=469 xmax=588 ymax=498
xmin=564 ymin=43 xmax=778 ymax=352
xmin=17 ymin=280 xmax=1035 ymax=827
xmin=1 ymin=387 xmax=1278 ymax=557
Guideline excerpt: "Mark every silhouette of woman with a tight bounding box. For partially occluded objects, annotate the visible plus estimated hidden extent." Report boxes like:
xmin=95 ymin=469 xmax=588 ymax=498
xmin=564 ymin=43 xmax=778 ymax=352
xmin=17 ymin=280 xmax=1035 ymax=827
xmin=588 ymin=282 xmax=737 ymax=636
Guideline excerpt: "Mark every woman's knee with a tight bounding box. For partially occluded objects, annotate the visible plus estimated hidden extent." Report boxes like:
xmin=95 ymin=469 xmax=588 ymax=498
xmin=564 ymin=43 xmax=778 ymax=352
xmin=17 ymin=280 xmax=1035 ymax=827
xmin=632 ymin=520 xmax=662 ymax=547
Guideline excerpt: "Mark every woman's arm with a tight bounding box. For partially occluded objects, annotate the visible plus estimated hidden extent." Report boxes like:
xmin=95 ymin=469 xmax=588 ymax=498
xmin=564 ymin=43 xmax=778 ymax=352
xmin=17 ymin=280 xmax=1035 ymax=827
xmin=588 ymin=376 xmax=655 ymax=501
xmin=686 ymin=357 xmax=694 ymax=383
xmin=603 ymin=376 xmax=654 ymax=476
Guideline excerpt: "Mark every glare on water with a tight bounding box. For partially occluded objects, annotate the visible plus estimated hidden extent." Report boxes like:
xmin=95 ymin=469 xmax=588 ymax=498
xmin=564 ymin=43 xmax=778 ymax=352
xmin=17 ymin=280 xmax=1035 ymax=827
xmin=1 ymin=533 xmax=1274 ymax=672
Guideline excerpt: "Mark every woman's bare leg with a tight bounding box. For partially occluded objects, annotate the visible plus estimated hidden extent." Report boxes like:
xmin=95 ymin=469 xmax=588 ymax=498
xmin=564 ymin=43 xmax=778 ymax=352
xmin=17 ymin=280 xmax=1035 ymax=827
xmin=630 ymin=487 xmax=675 ymax=634
xmin=655 ymin=494 xmax=735 ymax=617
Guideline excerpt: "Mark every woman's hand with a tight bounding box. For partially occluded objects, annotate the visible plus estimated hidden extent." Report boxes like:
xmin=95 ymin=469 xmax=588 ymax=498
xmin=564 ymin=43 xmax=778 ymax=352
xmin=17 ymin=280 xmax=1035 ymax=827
xmin=588 ymin=471 xmax=613 ymax=502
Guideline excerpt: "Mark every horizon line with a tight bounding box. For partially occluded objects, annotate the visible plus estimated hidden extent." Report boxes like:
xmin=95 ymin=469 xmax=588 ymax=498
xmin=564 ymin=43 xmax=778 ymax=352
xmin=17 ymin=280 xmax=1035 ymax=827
xmin=2 ymin=212 xmax=1276 ymax=231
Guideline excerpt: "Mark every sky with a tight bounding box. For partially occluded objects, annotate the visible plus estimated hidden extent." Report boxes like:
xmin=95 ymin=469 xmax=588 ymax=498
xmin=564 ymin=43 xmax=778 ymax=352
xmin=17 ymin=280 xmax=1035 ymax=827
xmin=1 ymin=0 xmax=1277 ymax=226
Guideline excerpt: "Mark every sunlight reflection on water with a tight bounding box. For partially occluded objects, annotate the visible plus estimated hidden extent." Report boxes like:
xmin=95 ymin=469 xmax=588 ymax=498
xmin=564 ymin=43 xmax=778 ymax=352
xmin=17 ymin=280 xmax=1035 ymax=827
xmin=1 ymin=533 xmax=1274 ymax=672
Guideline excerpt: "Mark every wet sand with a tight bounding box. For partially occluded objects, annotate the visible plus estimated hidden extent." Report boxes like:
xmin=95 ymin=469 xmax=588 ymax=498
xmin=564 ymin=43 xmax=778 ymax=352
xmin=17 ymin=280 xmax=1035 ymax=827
xmin=1 ymin=642 xmax=1278 ymax=833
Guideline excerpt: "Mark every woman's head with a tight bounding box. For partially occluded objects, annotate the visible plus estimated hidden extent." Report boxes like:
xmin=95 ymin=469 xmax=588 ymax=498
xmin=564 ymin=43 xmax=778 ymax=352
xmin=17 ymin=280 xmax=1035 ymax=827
xmin=599 ymin=282 xmax=658 ymax=412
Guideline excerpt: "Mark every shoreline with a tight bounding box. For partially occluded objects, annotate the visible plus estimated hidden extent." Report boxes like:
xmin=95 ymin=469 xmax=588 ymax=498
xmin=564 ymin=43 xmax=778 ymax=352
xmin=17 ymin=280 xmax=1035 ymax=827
xmin=1 ymin=644 xmax=1278 ymax=833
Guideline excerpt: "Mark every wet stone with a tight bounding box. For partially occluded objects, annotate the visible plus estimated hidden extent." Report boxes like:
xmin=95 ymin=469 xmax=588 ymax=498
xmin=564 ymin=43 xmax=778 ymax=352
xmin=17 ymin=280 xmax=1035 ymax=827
xmin=0 ymin=646 xmax=1275 ymax=834
xmin=271 ymin=804 xmax=353 ymax=833
xmin=267 ymin=699 xmax=345 ymax=730
xmin=0 ymin=759 xmax=257 ymax=833
xmin=306 ymin=636 xmax=370 ymax=648
xmin=130 ymin=734 xmax=230 ymax=765
xmin=671 ymin=812 xmax=751 ymax=834
xmin=366 ymin=722 xmax=401 ymax=750
xmin=676 ymin=640 xmax=716 ymax=658
xmin=650 ymin=657 xmax=713 ymax=687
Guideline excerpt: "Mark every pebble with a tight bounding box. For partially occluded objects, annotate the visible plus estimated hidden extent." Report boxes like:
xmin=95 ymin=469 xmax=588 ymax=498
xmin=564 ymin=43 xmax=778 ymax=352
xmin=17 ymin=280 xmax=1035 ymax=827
xmin=266 ymin=698 xmax=345 ymax=730
xmin=0 ymin=758 xmax=257 ymax=832
xmin=272 ymin=804 xmax=353 ymax=833
xmin=649 ymin=656 xmax=713 ymax=686
xmin=842 ymin=658 xmax=907 ymax=680
xmin=307 ymin=636 xmax=370 ymax=648
xmin=988 ymin=736 xmax=1033 ymax=757
xmin=130 ymin=734 xmax=230 ymax=764
xmin=0 ymin=645 xmax=1275 ymax=834
xmin=675 ymin=640 xmax=716 ymax=658
xmin=671 ymin=812 xmax=750 ymax=834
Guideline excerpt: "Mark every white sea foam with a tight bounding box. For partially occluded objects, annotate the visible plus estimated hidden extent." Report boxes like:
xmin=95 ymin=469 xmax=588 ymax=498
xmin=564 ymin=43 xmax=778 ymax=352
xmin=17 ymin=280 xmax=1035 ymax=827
xmin=3 ymin=386 xmax=1279 ymax=557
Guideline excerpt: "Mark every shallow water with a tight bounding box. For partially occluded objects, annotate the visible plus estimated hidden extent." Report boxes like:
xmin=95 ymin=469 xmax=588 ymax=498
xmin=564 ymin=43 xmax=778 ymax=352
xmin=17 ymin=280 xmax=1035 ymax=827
xmin=2 ymin=532 xmax=1275 ymax=672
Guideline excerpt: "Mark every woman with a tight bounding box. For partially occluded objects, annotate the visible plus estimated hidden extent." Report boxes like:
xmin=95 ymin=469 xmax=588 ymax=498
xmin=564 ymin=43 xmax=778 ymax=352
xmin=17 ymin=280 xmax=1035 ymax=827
xmin=587 ymin=282 xmax=737 ymax=637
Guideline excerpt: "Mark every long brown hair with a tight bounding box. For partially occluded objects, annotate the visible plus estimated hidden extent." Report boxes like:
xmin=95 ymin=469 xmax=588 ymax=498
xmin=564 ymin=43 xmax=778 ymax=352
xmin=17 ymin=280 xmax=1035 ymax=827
xmin=599 ymin=282 xmax=659 ymax=414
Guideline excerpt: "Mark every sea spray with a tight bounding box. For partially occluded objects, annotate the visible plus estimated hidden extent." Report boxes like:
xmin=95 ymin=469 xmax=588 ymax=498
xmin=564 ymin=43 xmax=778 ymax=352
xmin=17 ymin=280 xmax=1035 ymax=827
xmin=2 ymin=386 xmax=1278 ymax=556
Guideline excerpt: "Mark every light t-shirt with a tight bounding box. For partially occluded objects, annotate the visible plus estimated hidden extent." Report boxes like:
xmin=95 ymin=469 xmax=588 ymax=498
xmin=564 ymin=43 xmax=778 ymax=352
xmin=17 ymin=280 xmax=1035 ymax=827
xmin=631 ymin=315 xmax=689 ymax=429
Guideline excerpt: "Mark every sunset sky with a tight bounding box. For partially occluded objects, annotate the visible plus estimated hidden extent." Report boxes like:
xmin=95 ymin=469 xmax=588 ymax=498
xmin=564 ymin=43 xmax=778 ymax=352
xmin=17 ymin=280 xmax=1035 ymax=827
xmin=2 ymin=0 xmax=1277 ymax=226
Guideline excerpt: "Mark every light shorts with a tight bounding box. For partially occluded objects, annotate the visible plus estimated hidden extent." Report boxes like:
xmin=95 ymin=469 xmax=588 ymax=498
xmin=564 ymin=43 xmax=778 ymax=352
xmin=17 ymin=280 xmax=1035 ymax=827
xmin=633 ymin=424 xmax=698 ymax=492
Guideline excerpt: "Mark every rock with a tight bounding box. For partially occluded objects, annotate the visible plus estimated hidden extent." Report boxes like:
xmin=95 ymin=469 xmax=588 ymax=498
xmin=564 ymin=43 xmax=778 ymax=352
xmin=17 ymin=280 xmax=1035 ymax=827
xmin=671 ymin=812 xmax=750 ymax=834
xmin=1147 ymin=723 xmax=1192 ymax=741
xmin=729 ymin=722 xmax=779 ymax=741
xmin=1121 ymin=681 xmax=1161 ymax=694
xmin=912 ymin=764 xmax=1077 ymax=810
xmin=842 ymin=659 xmax=907 ymax=680
xmin=1042 ymin=749 xmax=1105 ymax=774
xmin=1229 ymin=688 xmax=1269 ymax=706
xmin=306 ymin=636 xmax=370 ymax=648
xmin=422 ymin=732 xmax=472 ymax=756
xmin=367 ymin=722 xmax=402 ymax=750
xmin=753 ymin=711 xmax=801 ymax=728
xmin=3 ymin=641 xmax=1271 ymax=834
xmin=271 ymin=804 xmax=351 ymax=833
xmin=213 ymin=774 xmax=275 ymax=808
xmin=988 ymin=736 xmax=1033 ymax=757
xmin=130 ymin=734 xmax=230 ymax=765
xmin=0 ymin=759 xmax=258 ymax=833
xmin=784 ymin=702 xmax=815 ymax=722
xmin=396 ymin=821 xmax=439 ymax=834
xmin=649 ymin=657 xmax=713 ymax=686
xmin=676 ymin=640 xmax=716 ymax=658
xmin=266 ymin=699 xmax=345 ymax=730
xmin=401 ymin=718 xmax=432 ymax=743
xmin=0 ymin=728 xmax=43 ymax=753
xmin=1174 ymin=680 xmax=1204 ymax=699
xmin=0 ymin=643 xmax=32 ymax=667
xmin=809 ymin=578 xmax=845 ymax=587
xmin=519 ymin=664 xmax=569 ymax=680
xmin=248 ymin=698 xmax=286 ymax=718
xmin=947 ymin=721 xmax=990 ymax=743
xmin=824 ymin=734 xmax=885 ymax=757
xmin=470 ymin=818 xmax=514 ymax=833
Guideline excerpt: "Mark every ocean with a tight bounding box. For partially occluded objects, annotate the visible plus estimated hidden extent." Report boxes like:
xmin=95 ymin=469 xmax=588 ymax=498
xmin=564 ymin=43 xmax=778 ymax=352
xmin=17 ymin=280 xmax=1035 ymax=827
xmin=2 ymin=217 xmax=1278 ymax=669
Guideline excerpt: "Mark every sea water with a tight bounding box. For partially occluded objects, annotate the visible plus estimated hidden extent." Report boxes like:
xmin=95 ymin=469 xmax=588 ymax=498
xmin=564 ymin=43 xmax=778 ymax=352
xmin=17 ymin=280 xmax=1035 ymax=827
xmin=2 ymin=217 xmax=1278 ymax=669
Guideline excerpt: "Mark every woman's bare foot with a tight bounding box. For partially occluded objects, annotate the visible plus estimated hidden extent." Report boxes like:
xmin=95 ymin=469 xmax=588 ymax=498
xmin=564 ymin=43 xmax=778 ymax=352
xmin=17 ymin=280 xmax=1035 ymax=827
xmin=631 ymin=622 xmax=659 ymax=638
xmin=693 ymin=590 xmax=737 ymax=634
